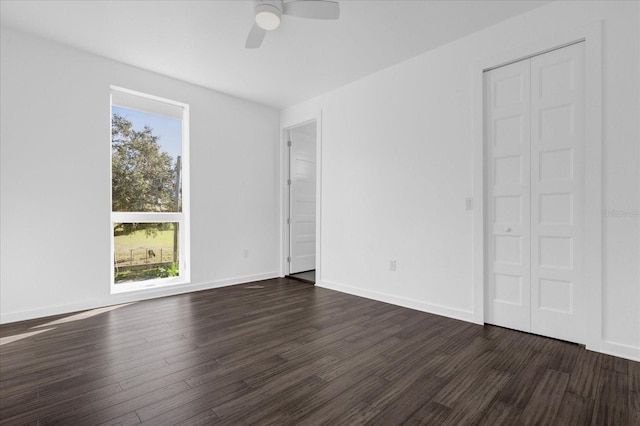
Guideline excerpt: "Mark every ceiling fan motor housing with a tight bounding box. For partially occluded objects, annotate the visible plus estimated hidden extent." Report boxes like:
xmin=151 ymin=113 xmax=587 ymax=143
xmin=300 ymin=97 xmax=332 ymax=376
xmin=247 ymin=0 xmax=340 ymax=48
xmin=255 ymin=2 xmax=283 ymax=31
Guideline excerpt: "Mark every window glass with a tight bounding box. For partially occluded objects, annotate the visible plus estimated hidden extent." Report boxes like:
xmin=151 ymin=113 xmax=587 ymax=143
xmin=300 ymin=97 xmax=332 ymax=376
xmin=110 ymin=88 xmax=188 ymax=291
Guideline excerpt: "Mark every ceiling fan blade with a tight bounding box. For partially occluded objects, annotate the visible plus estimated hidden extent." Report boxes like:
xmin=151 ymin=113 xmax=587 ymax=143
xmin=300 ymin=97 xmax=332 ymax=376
xmin=283 ymin=0 xmax=340 ymax=20
xmin=245 ymin=24 xmax=266 ymax=49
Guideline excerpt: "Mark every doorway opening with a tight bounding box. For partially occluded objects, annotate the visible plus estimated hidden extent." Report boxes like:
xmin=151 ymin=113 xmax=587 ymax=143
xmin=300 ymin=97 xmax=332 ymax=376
xmin=284 ymin=120 xmax=317 ymax=284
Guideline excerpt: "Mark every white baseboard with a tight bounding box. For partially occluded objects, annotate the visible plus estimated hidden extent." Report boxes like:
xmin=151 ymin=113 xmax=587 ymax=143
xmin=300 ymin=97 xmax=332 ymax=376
xmin=599 ymin=340 xmax=640 ymax=362
xmin=317 ymin=279 xmax=475 ymax=323
xmin=0 ymin=271 xmax=280 ymax=324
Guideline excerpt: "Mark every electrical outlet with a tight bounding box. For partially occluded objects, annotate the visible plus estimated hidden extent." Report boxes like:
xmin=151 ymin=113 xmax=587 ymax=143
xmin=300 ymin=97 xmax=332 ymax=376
xmin=243 ymin=249 xmax=249 ymax=258
xmin=390 ymin=260 xmax=397 ymax=271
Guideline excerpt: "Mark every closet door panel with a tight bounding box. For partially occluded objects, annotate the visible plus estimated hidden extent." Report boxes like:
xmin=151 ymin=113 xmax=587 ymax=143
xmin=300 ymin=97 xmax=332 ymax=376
xmin=530 ymin=43 xmax=586 ymax=344
xmin=484 ymin=59 xmax=532 ymax=333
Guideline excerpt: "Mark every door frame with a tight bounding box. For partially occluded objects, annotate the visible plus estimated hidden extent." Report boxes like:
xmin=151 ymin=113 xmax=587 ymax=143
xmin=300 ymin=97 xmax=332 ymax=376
xmin=472 ymin=22 xmax=603 ymax=352
xmin=280 ymin=111 xmax=322 ymax=281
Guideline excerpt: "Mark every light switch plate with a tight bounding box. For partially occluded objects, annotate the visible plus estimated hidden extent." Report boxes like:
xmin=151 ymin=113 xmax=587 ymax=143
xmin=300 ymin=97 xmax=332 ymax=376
xmin=465 ymin=197 xmax=473 ymax=210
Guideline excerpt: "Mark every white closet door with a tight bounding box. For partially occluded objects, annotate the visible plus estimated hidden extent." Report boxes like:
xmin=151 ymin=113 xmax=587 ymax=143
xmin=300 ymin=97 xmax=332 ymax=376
xmin=530 ymin=43 xmax=585 ymax=343
xmin=484 ymin=59 xmax=532 ymax=333
xmin=484 ymin=43 xmax=586 ymax=345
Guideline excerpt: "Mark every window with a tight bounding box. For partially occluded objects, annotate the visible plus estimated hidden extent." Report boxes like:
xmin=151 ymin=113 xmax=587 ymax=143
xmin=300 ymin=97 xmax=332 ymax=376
xmin=110 ymin=87 xmax=189 ymax=293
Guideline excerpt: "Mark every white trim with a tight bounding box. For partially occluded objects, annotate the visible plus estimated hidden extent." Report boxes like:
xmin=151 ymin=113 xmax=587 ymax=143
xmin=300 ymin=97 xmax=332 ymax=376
xmin=472 ymin=22 xmax=603 ymax=350
xmin=317 ymin=280 xmax=475 ymax=323
xmin=0 ymin=272 xmax=279 ymax=325
xmin=111 ymin=212 xmax=184 ymax=222
xmin=110 ymin=85 xmax=188 ymax=109
xmin=181 ymin=102 xmax=192 ymax=285
xmin=280 ymin=111 xmax=323 ymax=282
xmin=110 ymin=274 xmax=185 ymax=294
xmin=599 ymin=341 xmax=640 ymax=363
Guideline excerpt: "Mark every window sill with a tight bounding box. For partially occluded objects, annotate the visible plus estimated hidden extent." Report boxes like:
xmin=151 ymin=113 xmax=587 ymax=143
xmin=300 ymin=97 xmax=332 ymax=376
xmin=110 ymin=276 xmax=188 ymax=295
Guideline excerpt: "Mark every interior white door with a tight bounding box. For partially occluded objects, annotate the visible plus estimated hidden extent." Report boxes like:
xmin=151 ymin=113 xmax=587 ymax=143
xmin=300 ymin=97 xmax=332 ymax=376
xmin=289 ymin=122 xmax=316 ymax=274
xmin=485 ymin=42 xmax=585 ymax=344
xmin=485 ymin=58 xmax=532 ymax=333
xmin=530 ymin=43 xmax=585 ymax=343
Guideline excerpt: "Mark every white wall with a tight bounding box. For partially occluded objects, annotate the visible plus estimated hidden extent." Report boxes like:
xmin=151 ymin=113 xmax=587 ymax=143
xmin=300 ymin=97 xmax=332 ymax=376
xmin=0 ymin=27 xmax=280 ymax=323
xmin=283 ymin=1 xmax=640 ymax=360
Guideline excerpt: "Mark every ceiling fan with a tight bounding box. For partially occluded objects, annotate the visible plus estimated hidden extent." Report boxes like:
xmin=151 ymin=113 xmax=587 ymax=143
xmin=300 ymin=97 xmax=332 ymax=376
xmin=245 ymin=0 xmax=340 ymax=49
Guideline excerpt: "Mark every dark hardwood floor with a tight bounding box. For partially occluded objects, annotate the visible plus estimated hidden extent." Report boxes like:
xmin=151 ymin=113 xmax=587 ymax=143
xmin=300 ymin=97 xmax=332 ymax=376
xmin=1 ymin=278 xmax=638 ymax=425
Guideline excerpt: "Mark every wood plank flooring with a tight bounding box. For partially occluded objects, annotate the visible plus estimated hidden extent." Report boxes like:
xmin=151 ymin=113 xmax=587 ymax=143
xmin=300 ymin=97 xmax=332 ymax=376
xmin=1 ymin=278 xmax=637 ymax=425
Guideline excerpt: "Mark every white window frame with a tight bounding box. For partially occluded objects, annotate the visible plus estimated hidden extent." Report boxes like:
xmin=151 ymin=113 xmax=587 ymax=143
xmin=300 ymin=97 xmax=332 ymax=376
xmin=109 ymin=86 xmax=190 ymax=294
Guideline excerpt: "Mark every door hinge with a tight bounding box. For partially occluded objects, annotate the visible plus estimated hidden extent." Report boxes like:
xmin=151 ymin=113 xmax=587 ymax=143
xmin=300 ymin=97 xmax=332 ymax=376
xmin=287 ymin=140 xmax=292 ymax=147
xmin=287 ymin=218 xmax=291 ymax=224
xmin=287 ymin=179 xmax=291 ymax=186
xmin=287 ymin=256 xmax=291 ymax=263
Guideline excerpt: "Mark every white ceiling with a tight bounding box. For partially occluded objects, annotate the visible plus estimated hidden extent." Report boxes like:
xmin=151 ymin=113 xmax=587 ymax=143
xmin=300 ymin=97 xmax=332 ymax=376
xmin=0 ymin=0 xmax=550 ymax=109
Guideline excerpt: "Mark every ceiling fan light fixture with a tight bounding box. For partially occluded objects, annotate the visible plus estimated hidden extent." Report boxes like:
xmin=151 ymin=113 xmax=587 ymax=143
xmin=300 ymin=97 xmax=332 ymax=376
xmin=255 ymin=4 xmax=282 ymax=31
xmin=246 ymin=0 xmax=340 ymax=49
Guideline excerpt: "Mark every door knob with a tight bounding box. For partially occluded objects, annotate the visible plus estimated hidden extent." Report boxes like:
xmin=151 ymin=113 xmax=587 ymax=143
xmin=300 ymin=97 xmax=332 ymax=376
xmin=504 ymin=227 xmax=512 ymax=232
